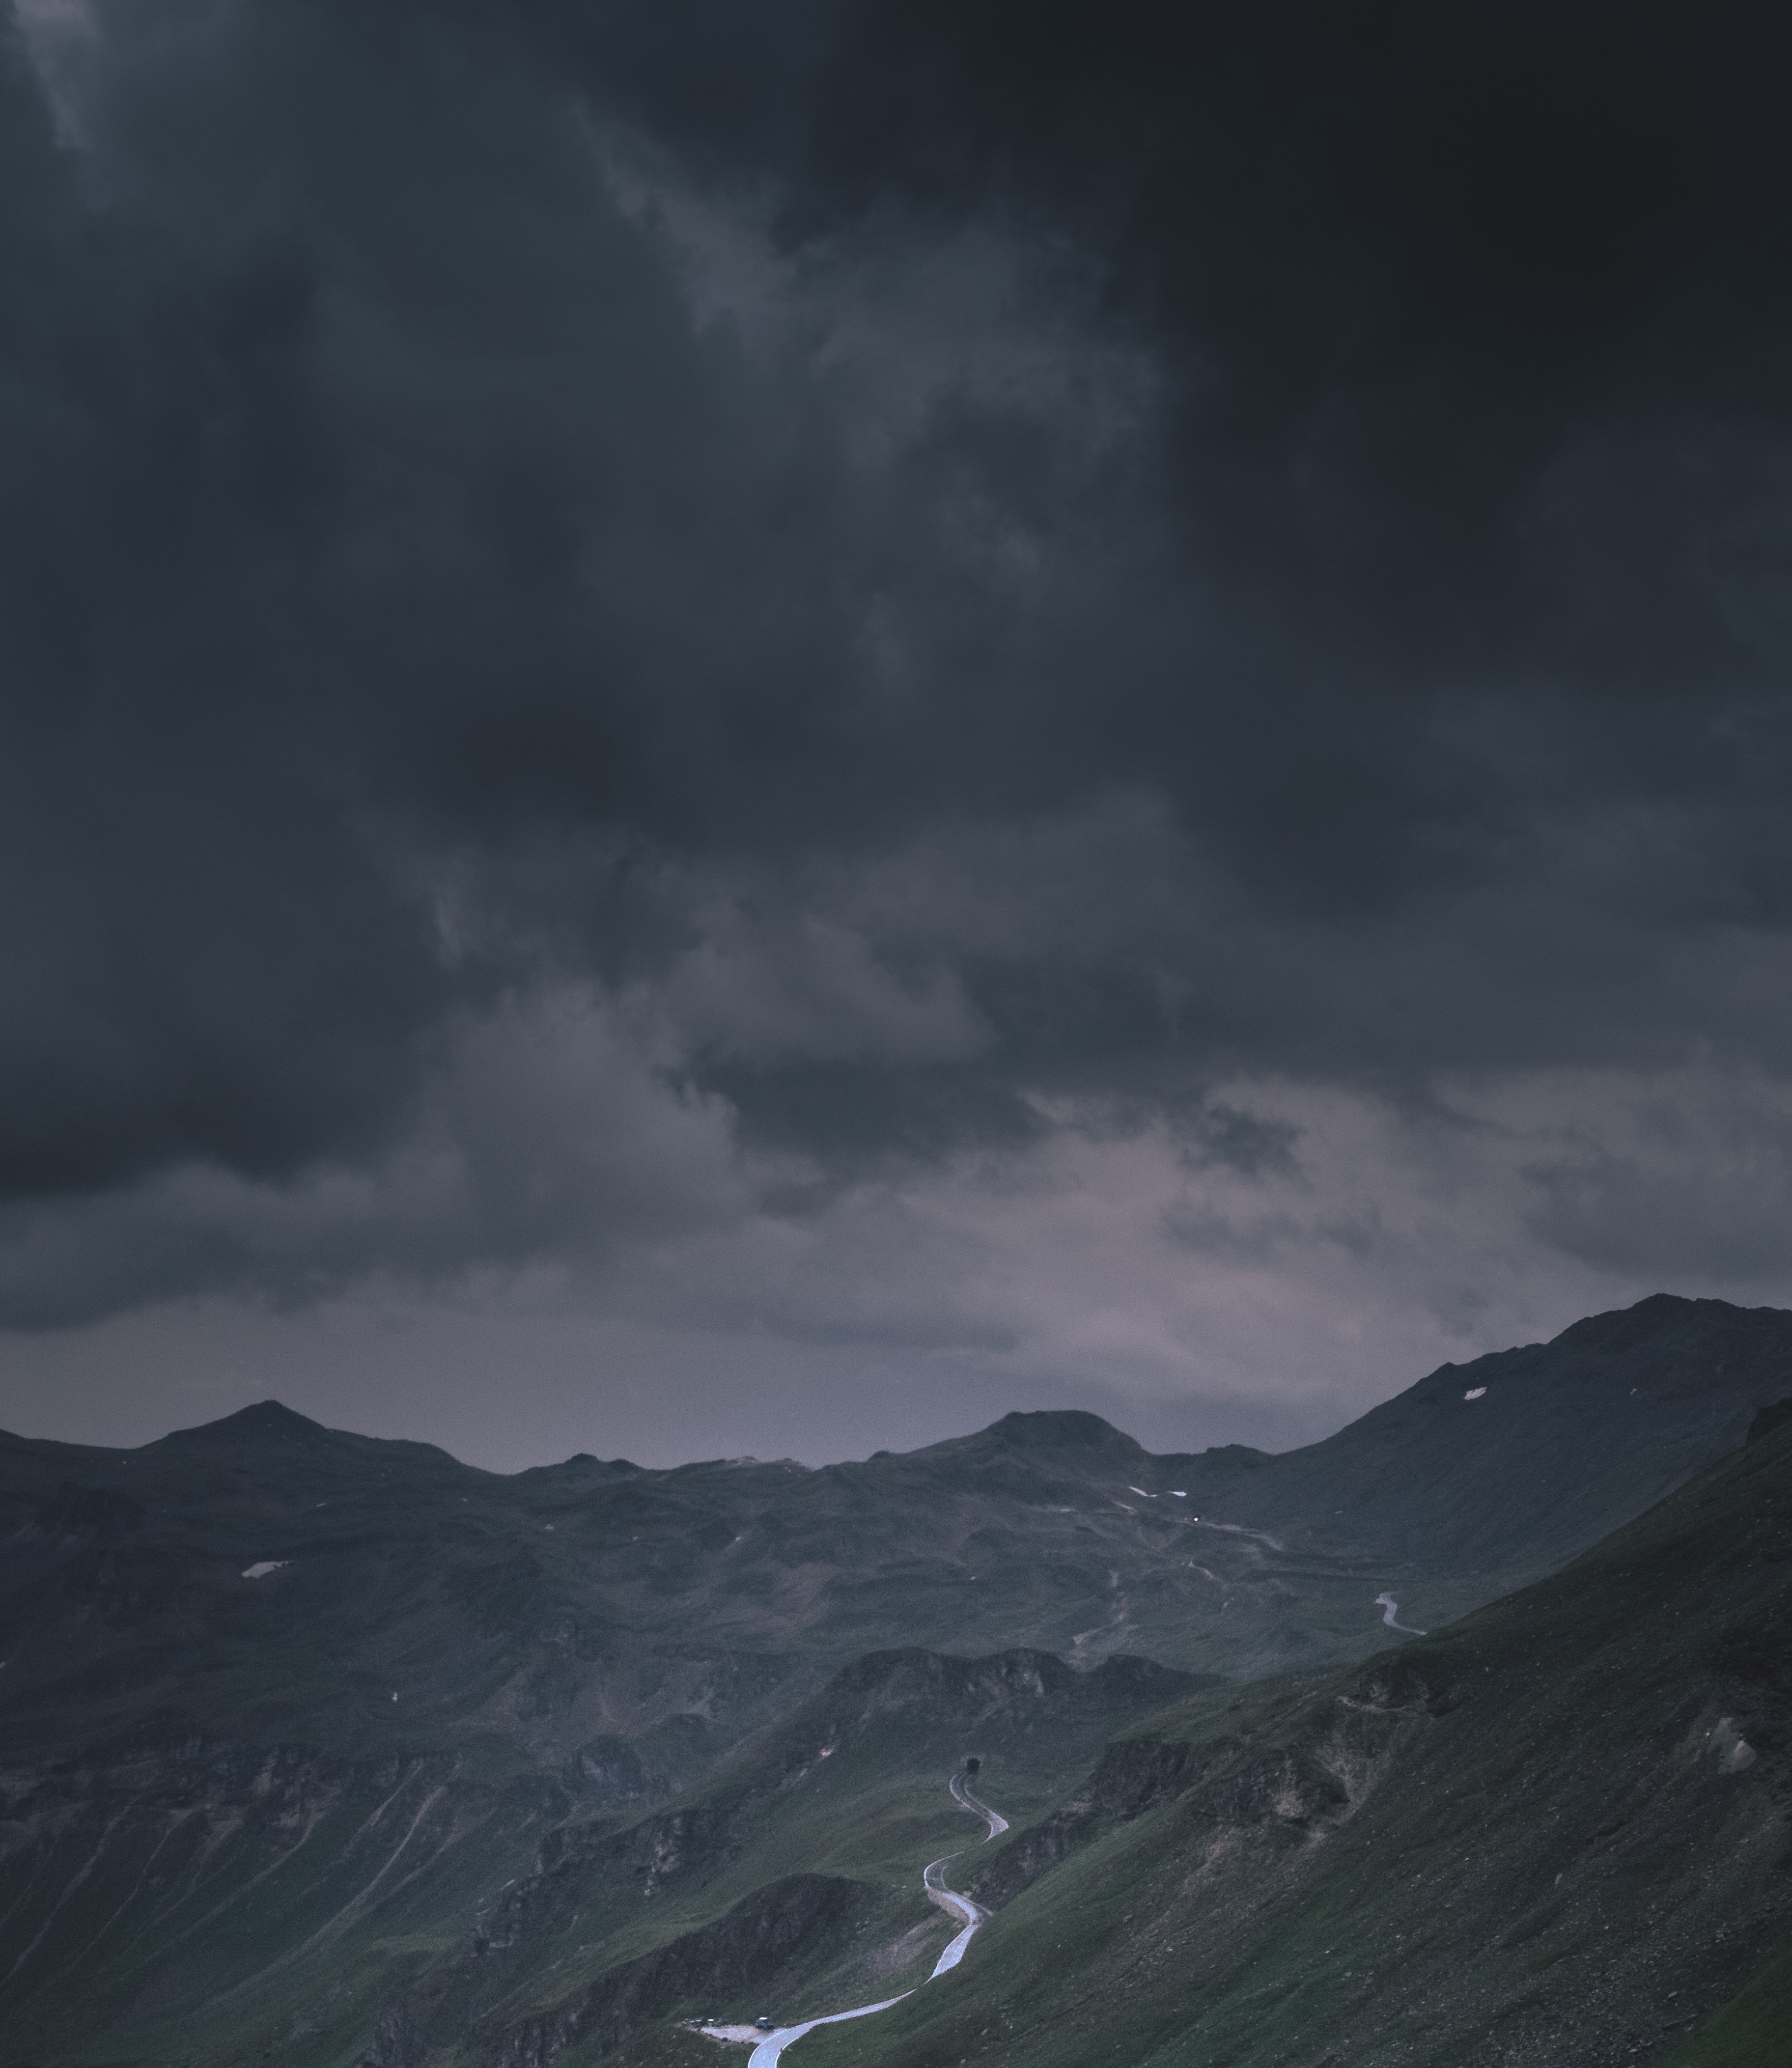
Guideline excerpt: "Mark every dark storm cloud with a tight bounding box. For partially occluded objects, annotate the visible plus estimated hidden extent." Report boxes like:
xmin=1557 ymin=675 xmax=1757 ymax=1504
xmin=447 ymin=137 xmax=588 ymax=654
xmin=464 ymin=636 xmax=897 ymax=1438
xmin=0 ymin=0 xmax=869 ymax=1191
xmin=4 ymin=0 xmax=1792 ymax=1331
xmin=504 ymin=0 xmax=1792 ymax=975
xmin=542 ymin=3 xmax=1792 ymax=645
xmin=0 ymin=25 xmax=445 ymax=1197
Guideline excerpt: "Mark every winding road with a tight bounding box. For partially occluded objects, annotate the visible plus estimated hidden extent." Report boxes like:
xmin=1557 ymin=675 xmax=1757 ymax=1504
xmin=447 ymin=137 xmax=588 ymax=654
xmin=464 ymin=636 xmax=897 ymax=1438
xmin=1374 ymin=1592 xmax=1428 ymax=1636
xmin=924 ymin=1773 xmax=1007 ymax=1976
xmin=742 ymin=1770 xmax=1005 ymax=2067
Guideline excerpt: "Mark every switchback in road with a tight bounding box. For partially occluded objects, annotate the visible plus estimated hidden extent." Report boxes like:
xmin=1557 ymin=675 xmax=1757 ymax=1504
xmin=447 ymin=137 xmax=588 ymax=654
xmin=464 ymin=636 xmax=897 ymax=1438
xmin=745 ymin=1771 xmax=1004 ymax=2065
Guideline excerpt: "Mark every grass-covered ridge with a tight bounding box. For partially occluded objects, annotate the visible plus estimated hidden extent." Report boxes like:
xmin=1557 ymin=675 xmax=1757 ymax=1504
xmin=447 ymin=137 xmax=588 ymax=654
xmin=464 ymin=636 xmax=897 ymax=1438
xmin=797 ymin=1416 xmax=1792 ymax=2068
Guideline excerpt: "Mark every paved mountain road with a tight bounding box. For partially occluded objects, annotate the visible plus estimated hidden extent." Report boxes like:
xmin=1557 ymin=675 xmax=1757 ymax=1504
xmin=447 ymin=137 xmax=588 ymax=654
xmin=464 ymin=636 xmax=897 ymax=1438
xmin=947 ymin=1771 xmax=1008 ymax=1839
xmin=923 ymin=1769 xmax=1008 ymax=1971
xmin=743 ymin=1772 xmax=1004 ymax=2066
xmin=1375 ymin=1592 xmax=1428 ymax=1635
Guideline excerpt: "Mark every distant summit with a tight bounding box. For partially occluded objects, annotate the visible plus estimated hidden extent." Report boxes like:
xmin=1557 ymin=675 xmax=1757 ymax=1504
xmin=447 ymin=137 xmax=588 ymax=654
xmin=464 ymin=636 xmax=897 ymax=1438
xmin=148 ymin=1397 xmax=467 ymax=1469
xmin=1153 ymin=1291 xmax=1792 ymax=1573
xmin=152 ymin=1399 xmax=334 ymax=1449
xmin=1544 ymin=1289 xmax=1783 ymax=1362
xmin=894 ymin=1408 xmax=1151 ymax=1499
xmin=980 ymin=1410 xmax=1146 ymax=1453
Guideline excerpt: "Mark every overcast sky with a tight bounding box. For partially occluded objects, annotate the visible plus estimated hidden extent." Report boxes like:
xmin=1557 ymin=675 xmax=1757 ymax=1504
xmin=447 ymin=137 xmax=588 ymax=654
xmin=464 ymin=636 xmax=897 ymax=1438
xmin=4 ymin=1 xmax=1792 ymax=1471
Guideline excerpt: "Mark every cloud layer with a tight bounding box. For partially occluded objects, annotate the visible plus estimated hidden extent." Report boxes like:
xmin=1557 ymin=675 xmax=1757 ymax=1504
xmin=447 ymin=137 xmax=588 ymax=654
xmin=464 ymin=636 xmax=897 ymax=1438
xmin=4 ymin=2 xmax=1792 ymax=1460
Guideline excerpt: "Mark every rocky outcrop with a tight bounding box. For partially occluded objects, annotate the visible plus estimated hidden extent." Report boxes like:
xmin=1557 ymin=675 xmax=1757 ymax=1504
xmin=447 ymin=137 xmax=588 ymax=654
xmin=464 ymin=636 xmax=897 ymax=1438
xmin=969 ymin=1655 xmax=1434 ymax=1912
xmin=472 ymin=1791 xmax=744 ymax=1960
xmin=364 ymin=2003 xmax=432 ymax=2068
xmin=967 ymin=1734 xmax=1209 ymax=1908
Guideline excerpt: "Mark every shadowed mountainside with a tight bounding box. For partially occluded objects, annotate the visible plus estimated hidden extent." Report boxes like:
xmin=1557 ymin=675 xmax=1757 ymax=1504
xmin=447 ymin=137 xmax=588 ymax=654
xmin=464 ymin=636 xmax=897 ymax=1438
xmin=0 ymin=1294 xmax=1788 ymax=2065
xmin=3 ymin=1295 xmax=1787 ymax=1785
xmin=1153 ymin=1291 xmax=1792 ymax=1576
xmin=801 ymin=1409 xmax=1792 ymax=2068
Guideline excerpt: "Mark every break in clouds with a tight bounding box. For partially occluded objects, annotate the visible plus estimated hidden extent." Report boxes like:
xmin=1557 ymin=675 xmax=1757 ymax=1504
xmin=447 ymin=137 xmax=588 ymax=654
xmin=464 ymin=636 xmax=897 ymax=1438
xmin=5 ymin=1 xmax=1792 ymax=1462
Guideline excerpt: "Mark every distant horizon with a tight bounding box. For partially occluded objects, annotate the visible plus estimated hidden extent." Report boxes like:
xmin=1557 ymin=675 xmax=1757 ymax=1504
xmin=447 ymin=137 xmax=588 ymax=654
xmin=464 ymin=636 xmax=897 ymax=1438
xmin=7 ymin=1289 xmax=1775 ymax=1476
xmin=1 ymin=1388 xmax=1265 ymax=1475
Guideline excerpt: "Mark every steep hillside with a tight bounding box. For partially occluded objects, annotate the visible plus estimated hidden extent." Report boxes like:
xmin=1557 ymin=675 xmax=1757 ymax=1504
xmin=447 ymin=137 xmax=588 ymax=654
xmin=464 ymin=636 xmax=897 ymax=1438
xmin=802 ymin=1411 xmax=1792 ymax=2068
xmin=1151 ymin=1292 xmax=1792 ymax=1578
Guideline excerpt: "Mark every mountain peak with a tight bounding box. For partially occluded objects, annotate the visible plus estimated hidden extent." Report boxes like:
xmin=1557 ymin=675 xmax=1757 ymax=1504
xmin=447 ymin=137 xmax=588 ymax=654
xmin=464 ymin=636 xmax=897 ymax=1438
xmin=892 ymin=1408 xmax=1147 ymax=1485
xmin=971 ymin=1409 xmax=1147 ymax=1457
xmin=1547 ymin=1291 xmax=1750 ymax=1357
xmin=152 ymin=1399 xmax=335 ymax=1450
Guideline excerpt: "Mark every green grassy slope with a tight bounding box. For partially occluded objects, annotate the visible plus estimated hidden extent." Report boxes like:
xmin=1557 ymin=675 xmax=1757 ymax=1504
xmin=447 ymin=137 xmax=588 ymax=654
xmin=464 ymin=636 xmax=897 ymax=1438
xmin=797 ymin=1416 xmax=1792 ymax=2068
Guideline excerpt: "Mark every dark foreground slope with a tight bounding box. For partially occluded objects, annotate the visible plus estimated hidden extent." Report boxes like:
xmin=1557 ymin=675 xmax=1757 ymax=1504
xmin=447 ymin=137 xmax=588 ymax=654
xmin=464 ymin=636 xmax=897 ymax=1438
xmin=804 ymin=1414 xmax=1792 ymax=2068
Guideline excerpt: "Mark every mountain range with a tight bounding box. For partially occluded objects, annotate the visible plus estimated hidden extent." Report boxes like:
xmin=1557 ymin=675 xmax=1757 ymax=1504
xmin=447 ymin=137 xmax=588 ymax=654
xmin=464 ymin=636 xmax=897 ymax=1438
xmin=1 ymin=1292 xmax=1788 ymax=2066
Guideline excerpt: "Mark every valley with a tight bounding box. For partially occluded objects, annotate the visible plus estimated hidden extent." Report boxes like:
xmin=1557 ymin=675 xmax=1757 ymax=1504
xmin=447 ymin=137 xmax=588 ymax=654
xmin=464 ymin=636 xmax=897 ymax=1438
xmin=0 ymin=1294 xmax=1789 ymax=2067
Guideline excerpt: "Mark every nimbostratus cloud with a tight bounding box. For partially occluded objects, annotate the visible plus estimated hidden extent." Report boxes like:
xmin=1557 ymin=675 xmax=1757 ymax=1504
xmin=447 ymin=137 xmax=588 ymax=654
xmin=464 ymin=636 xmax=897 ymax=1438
xmin=4 ymin=3 xmax=1792 ymax=1457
